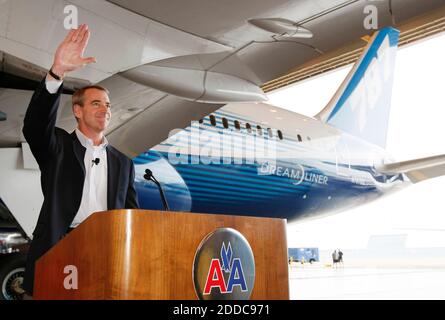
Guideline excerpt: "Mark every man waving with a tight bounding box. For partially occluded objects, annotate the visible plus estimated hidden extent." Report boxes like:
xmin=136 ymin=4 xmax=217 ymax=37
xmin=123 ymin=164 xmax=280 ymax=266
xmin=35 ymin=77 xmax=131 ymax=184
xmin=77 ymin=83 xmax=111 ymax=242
xmin=22 ymin=24 xmax=139 ymax=297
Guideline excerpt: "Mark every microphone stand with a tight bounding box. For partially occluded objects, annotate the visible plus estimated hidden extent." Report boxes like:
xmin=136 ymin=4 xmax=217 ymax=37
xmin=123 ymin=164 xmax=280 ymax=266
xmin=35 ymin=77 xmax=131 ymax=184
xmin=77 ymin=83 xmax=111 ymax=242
xmin=144 ymin=169 xmax=170 ymax=211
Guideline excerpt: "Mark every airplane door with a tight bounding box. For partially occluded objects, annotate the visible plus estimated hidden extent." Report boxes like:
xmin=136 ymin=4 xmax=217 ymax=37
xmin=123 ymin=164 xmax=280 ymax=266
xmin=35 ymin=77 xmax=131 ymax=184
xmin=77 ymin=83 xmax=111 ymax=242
xmin=335 ymin=140 xmax=351 ymax=177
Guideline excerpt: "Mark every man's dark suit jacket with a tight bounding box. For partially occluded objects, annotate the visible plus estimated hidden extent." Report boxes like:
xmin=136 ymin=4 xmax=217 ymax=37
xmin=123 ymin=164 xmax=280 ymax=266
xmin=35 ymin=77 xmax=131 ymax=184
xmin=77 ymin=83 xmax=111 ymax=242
xmin=22 ymin=79 xmax=139 ymax=294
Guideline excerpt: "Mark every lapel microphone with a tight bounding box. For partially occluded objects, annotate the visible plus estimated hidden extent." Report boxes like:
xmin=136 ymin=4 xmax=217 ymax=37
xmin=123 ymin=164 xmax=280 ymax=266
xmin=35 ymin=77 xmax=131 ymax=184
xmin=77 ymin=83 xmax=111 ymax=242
xmin=92 ymin=158 xmax=100 ymax=166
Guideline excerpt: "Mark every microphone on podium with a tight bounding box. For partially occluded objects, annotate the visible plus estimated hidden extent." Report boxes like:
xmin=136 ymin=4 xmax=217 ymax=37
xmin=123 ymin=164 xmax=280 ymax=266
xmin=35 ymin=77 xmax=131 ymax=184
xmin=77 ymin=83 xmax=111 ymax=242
xmin=144 ymin=169 xmax=170 ymax=211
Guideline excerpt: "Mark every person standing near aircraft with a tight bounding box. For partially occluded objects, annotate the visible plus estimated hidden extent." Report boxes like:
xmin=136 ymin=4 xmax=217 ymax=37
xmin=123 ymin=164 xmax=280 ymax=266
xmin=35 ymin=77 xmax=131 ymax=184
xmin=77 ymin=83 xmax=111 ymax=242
xmin=338 ymin=249 xmax=344 ymax=267
xmin=22 ymin=24 xmax=139 ymax=297
xmin=332 ymin=250 xmax=339 ymax=268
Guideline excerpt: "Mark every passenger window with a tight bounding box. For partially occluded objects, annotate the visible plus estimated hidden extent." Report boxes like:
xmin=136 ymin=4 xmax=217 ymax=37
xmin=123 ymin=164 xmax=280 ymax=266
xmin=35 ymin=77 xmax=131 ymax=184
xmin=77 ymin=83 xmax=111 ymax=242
xmin=246 ymin=123 xmax=252 ymax=133
xmin=199 ymin=118 xmax=203 ymax=124
xmin=307 ymin=136 xmax=311 ymax=141
xmin=267 ymin=128 xmax=273 ymax=138
xmin=278 ymin=130 xmax=283 ymax=140
xmin=210 ymin=115 xmax=216 ymax=126
xmin=257 ymin=125 xmax=263 ymax=136
xmin=222 ymin=117 xmax=229 ymax=129
xmin=297 ymin=134 xmax=302 ymax=142
xmin=234 ymin=120 xmax=241 ymax=131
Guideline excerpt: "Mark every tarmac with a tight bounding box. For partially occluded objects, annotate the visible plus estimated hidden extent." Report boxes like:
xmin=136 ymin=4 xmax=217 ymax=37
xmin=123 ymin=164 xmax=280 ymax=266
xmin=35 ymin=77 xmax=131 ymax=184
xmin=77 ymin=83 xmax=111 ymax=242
xmin=288 ymin=263 xmax=445 ymax=299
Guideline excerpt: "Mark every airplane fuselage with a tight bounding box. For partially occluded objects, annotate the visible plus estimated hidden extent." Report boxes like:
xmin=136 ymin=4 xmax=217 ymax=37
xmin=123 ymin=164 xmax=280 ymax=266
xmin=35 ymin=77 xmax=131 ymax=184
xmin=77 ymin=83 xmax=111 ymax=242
xmin=133 ymin=105 xmax=408 ymax=221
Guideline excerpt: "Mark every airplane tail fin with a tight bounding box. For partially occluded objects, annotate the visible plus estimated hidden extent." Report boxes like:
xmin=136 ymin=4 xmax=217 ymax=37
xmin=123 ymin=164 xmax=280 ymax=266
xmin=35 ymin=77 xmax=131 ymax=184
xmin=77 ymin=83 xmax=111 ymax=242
xmin=376 ymin=154 xmax=445 ymax=183
xmin=315 ymin=27 xmax=400 ymax=149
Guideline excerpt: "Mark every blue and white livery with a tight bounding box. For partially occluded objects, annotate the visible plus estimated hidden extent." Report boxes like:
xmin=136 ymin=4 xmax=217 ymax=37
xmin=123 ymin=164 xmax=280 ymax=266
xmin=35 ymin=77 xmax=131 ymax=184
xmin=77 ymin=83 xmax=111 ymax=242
xmin=132 ymin=27 xmax=445 ymax=221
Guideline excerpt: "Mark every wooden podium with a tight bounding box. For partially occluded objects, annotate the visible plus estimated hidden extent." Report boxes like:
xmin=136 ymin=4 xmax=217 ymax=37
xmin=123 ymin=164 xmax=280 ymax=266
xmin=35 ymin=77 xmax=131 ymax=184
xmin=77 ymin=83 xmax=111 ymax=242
xmin=34 ymin=210 xmax=289 ymax=299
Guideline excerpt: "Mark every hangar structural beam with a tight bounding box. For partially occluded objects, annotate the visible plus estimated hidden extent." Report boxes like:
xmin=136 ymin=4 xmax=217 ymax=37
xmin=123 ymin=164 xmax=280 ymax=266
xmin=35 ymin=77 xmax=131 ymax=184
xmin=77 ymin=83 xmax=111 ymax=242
xmin=262 ymin=5 xmax=445 ymax=93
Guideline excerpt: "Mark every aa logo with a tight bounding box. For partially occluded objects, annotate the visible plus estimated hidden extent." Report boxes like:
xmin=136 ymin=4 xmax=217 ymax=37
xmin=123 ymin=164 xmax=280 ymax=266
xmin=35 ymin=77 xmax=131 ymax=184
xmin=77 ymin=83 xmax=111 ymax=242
xmin=203 ymin=242 xmax=247 ymax=295
xmin=193 ymin=228 xmax=255 ymax=300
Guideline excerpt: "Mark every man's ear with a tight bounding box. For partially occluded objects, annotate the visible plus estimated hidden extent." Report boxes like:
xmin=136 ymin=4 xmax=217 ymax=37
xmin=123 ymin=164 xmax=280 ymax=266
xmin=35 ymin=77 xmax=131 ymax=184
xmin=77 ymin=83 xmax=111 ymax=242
xmin=73 ymin=104 xmax=82 ymax=120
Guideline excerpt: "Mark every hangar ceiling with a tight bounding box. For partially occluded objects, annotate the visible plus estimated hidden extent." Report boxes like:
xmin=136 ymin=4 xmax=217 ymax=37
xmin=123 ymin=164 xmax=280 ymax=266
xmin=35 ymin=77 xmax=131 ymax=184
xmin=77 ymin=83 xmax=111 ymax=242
xmin=262 ymin=4 xmax=445 ymax=92
xmin=107 ymin=0 xmax=445 ymax=90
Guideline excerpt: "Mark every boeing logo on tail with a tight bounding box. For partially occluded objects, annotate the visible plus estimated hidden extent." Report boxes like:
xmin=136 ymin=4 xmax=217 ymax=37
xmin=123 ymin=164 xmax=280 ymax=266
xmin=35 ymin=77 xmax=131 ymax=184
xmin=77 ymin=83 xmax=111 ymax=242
xmin=319 ymin=27 xmax=399 ymax=148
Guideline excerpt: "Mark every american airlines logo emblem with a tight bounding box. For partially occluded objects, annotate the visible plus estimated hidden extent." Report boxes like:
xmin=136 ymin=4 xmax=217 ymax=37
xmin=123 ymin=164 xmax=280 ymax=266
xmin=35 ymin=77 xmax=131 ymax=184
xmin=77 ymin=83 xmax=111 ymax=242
xmin=203 ymin=242 xmax=248 ymax=295
xmin=193 ymin=228 xmax=255 ymax=300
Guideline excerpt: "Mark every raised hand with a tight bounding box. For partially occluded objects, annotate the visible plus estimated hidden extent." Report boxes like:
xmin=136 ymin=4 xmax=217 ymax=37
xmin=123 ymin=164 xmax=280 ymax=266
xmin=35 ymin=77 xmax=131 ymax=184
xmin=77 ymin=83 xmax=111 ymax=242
xmin=50 ymin=24 xmax=96 ymax=80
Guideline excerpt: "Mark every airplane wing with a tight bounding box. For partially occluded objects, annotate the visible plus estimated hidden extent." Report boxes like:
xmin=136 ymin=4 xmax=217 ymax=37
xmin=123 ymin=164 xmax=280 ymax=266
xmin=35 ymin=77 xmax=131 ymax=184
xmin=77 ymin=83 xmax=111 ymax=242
xmin=1 ymin=0 xmax=445 ymax=157
xmin=376 ymin=154 xmax=445 ymax=183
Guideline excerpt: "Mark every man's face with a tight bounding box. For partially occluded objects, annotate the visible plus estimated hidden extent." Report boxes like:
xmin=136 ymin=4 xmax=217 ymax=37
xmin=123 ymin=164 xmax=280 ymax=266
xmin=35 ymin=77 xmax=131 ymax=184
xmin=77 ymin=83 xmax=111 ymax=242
xmin=74 ymin=88 xmax=111 ymax=133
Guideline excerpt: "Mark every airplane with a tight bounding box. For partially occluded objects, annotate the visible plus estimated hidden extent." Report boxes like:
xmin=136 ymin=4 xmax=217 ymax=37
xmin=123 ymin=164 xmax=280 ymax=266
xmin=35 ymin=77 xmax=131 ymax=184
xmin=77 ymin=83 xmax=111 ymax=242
xmin=132 ymin=26 xmax=445 ymax=221
xmin=1 ymin=0 xmax=445 ymax=237
xmin=1 ymin=0 xmax=445 ymax=301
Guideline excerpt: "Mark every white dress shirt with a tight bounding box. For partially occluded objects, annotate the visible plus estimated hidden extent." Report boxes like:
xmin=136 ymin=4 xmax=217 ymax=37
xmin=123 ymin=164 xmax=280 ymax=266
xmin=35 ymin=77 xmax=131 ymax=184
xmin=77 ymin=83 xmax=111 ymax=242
xmin=45 ymin=78 xmax=63 ymax=94
xmin=71 ymin=129 xmax=108 ymax=227
xmin=45 ymin=78 xmax=109 ymax=228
